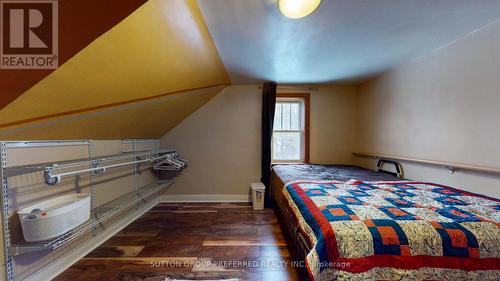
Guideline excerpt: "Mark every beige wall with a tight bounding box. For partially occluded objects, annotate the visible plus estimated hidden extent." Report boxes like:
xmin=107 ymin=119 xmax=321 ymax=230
xmin=160 ymin=84 xmax=359 ymax=197
xmin=160 ymin=85 xmax=261 ymax=199
xmin=357 ymin=20 xmax=500 ymax=198
xmin=309 ymin=85 xmax=359 ymax=164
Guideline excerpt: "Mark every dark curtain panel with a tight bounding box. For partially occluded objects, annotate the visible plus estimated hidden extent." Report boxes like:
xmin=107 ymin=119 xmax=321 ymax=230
xmin=260 ymin=81 xmax=277 ymax=207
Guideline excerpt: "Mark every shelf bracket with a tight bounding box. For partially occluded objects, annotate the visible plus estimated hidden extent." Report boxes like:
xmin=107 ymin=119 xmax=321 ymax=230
xmin=89 ymin=141 xmax=97 ymax=236
xmin=1 ymin=142 xmax=14 ymax=281
xmin=444 ymin=165 xmax=456 ymax=174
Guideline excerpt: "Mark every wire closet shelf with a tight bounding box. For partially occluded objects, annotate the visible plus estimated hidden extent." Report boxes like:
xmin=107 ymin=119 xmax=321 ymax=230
xmin=1 ymin=147 xmax=185 ymax=259
xmin=8 ymin=180 xmax=174 ymax=256
xmin=3 ymin=149 xmax=177 ymax=181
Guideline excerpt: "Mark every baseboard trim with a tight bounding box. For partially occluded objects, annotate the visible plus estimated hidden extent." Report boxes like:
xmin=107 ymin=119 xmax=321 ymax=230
xmin=160 ymin=194 xmax=251 ymax=202
xmin=25 ymin=198 xmax=159 ymax=281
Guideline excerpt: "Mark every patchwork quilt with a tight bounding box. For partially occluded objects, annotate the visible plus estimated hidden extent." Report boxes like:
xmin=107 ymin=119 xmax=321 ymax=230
xmin=283 ymin=180 xmax=500 ymax=281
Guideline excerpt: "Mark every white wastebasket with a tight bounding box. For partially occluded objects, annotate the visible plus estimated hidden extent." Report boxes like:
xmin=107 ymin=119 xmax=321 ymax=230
xmin=251 ymin=182 xmax=265 ymax=210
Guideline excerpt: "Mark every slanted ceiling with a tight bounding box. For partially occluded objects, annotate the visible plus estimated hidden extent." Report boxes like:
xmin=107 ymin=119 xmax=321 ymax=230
xmin=0 ymin=0 xmax=148 ymax=110
xmin=0 ymin=0 xmax=230 ymax=140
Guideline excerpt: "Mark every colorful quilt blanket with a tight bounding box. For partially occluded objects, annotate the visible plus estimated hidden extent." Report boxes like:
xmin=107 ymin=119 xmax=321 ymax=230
xmin=283 ymin=180 xmax=500 ymax=281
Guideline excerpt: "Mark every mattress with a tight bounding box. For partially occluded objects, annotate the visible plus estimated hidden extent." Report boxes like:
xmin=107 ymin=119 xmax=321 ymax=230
xmin=272 ymin=164 xmax=400 ymax=183
xmin=270 ymin=165 xmax=402 ymax=272
xmin=271 ymin=165 xmax=500 ymax=280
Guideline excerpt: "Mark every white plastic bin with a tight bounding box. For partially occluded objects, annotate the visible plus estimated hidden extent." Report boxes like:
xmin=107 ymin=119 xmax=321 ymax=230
xmin=18 ymin=193 xmax=91 ymax=242
xmin=251 ymin=182 xmax=265 ymax=211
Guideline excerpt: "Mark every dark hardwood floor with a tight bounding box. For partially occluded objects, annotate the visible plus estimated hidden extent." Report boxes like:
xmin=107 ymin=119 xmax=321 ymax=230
xmin=54 ymin=203 xmax=308 ymax=281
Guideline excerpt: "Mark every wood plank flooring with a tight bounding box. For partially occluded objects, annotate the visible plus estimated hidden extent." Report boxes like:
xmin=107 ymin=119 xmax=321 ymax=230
xmin=54 ymin=203 xmax=309 ymax=281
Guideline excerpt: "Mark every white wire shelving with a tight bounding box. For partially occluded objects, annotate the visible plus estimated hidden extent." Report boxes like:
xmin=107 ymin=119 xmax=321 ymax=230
xmin=0 ymin=142 xmax=183 ymax=281
xmin=4 ymin=149 xmax=175 ymax=178
xmin=8 ymin=180 xmax=174 ymax=256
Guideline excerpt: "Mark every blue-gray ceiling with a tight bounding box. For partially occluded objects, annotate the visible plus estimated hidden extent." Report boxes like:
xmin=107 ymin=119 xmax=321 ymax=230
xmin=197 ymin=0 xmax=500 ymax=84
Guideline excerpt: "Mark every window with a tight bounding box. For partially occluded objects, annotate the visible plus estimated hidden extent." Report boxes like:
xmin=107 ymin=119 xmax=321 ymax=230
xmin=272 ymin=93 xmax=310 ymax=163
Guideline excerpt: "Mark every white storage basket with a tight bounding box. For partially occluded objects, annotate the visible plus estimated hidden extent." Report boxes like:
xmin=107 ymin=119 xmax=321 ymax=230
xmin=18 ymin=193 xmax=91 ymax=242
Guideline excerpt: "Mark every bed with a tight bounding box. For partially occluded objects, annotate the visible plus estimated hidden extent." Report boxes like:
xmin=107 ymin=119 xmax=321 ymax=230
xmin=270 ymin=164 xmax=500 ymax=281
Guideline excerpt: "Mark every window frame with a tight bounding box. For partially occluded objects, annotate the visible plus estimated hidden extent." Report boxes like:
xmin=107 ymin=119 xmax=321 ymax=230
xmin=272 ymin=93 xmax=310 ymax=164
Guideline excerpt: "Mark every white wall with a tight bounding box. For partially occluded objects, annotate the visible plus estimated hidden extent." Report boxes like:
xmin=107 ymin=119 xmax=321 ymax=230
xmin=160 ymin=84 xmax=359 ymax=198
xmin=357 ymin=20 xmax=500 ymax=198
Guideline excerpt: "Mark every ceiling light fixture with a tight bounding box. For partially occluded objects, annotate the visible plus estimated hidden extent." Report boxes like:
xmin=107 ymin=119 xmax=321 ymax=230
xmin=278 ymin=0 xmax=322 ymax=19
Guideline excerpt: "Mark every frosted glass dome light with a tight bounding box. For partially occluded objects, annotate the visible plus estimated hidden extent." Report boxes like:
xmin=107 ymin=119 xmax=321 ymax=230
xmin=278 ymin=0 xmax=322 ymax=19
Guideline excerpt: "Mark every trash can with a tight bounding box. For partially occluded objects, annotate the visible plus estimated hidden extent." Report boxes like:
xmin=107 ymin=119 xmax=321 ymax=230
xmin=251 ymin=182 xmax=265 ymax=210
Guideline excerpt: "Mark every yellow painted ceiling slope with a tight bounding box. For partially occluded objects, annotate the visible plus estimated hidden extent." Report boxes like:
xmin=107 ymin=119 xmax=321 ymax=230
xmin=0 ymin=85 xmax=225 ymax=140
xmin=0 ymin=0 xmax=230 ymax=139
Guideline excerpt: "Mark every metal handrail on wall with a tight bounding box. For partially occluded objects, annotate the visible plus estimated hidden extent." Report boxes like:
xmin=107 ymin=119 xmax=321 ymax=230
xmin=354 ymin=152 xmax=500 ymax=175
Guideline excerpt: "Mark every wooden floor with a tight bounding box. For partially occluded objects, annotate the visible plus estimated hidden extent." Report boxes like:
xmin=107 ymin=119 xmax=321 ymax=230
xmin=54 ymin=203 xmax=308 ymax=281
